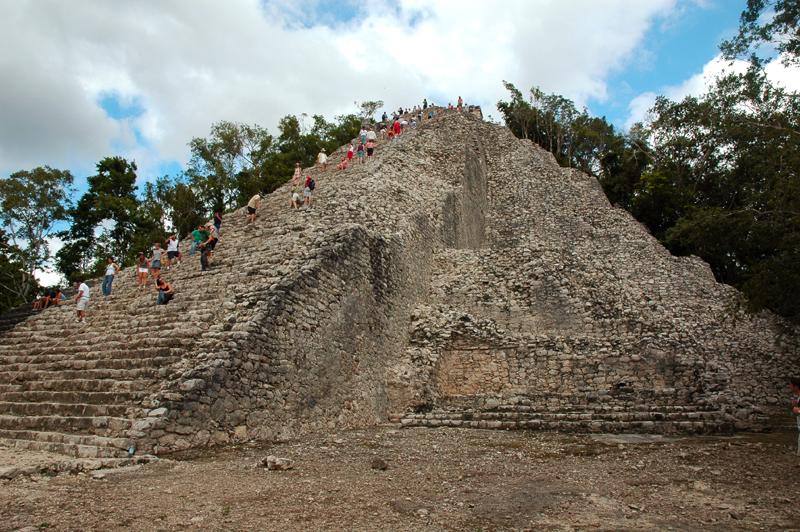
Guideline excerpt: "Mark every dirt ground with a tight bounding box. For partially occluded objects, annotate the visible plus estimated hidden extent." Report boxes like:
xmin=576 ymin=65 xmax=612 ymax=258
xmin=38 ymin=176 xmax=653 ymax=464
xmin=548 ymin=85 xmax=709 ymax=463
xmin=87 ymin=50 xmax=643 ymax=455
xmin=1 ymin=426 xmax=799 ymax=531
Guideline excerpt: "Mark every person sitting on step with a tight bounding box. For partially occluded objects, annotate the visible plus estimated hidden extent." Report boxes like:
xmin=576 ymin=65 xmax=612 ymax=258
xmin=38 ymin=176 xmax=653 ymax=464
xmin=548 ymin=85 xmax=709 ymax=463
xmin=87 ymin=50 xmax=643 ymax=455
xmin=155 ymin=274 xmax=174 ymax=305
xmin=51 ymin=289 xmax=64 ymax=306
xmin=31 ymin=293 xmax=48 ymax=311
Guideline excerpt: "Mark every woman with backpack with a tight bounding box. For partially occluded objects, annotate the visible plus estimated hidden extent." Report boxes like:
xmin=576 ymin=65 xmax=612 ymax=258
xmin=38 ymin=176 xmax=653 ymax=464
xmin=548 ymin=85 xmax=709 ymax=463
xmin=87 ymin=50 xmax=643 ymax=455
xmin=303 ymin=175 xmax=315 ymax=207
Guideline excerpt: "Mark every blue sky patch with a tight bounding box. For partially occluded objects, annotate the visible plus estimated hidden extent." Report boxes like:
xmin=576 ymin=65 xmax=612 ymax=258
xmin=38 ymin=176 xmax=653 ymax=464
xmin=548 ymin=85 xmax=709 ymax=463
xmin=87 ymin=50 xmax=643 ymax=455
xmin=98 ymin=92 xmax=145 ymax=120
xmin=589 ymin=1 xmax=743 ymax=127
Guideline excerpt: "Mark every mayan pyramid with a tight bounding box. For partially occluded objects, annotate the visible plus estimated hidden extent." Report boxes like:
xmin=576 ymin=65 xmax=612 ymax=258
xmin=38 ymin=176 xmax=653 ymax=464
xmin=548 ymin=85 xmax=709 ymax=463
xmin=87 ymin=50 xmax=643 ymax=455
xmin=0 ymin=111 xmax=797 ymax=459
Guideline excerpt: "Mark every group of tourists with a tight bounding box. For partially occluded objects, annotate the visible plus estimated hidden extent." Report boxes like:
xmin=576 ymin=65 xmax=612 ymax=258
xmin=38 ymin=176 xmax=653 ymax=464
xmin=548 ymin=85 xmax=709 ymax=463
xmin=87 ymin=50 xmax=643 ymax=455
xmin=289 ymin=162 xmax=316 ymax=209
xmin=31 ymin=289 xmax=65 ymax=311
xmin=58 ymin=98 xmax=461 ymax=320
xmin=72 ymin=211 xmax=225 ymax=317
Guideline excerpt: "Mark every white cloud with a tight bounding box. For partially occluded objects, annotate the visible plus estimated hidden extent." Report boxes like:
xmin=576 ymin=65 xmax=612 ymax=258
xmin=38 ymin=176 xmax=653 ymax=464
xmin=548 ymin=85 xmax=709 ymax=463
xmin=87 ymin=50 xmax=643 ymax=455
xmin=33 ymin=234 xmax=66 ymax=288
xmin=33 ymin=269 xmax=65 ymax=289
xmin=625 ymin=54 xmax=800 ymax=128
xmin=0 ymin=0 xmax=681 ymax=178
xmin=625 ymin=92 xmax=658 ymax=129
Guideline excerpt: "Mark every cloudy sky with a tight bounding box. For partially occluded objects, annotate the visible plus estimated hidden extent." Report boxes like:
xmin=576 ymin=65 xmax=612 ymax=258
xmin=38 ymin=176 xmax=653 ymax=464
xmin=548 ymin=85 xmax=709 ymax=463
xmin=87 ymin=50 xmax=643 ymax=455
xmin=1 ymin=0 xmax=797 ymax=187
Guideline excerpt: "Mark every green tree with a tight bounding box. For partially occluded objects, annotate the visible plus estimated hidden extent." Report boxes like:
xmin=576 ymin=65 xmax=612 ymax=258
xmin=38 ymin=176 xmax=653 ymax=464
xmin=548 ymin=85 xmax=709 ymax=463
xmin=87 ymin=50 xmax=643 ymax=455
xmin=357 ymin=100 xmax=384 ymax=122
xmin=0 ymin=240 xmax=37 ymax=313
xmin=57 ymin=157 xmax=142 ymax=280
xmin=721 ymin=0 xmax=800 ymax=65
xmin=91 ymin=157 xmax=140 ymax=262
xmin=166 ymin=181 xmax=206 ymax=238
xmin=187 ymin=121 xmax=273 ymax=212
xmin=0 ymin=166 xmax=73 ymax=301
xmin=646 ymin=67 xmax=800 ymax=319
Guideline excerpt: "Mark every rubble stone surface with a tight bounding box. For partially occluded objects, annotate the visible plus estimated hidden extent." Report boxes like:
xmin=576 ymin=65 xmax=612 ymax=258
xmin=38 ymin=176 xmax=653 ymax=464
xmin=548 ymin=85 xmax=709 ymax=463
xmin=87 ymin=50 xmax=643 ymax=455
xmin=0 ymin=111 xmax=797 ymax=458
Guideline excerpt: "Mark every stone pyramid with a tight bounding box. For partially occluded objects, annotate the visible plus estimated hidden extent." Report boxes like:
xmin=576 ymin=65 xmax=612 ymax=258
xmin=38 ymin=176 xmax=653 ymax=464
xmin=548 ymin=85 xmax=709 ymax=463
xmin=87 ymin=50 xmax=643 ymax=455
xmin=0 ymin=111 xmax=797 ymax=458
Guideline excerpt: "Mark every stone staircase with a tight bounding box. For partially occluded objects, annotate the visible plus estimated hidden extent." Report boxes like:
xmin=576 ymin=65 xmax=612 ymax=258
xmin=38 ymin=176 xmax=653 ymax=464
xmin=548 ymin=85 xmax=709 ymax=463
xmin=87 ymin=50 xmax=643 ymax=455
xmin=0 ymin=276 xmax=188 ymax=457
xmin=0 ymin=303 xmax=37 ymax=335
xmin=0 ymin=167 xmax=316 ymax=457
xmin=395 ymin=392 xmax=735 ymax=434
xmin=0 ymin=110 xmax=463 ymax=457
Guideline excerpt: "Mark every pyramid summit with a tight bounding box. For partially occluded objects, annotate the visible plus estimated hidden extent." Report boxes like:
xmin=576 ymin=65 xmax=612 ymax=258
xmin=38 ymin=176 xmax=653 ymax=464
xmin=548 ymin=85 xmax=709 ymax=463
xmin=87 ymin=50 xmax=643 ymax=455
xmin=0 ymin=111 xmax=797 ymax=458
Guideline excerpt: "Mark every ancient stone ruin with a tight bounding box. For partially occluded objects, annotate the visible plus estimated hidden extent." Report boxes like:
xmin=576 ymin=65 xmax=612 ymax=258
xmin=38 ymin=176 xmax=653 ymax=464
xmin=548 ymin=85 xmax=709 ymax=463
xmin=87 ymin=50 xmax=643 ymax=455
xmin=0 ymin=112 xmax=798 ymax=460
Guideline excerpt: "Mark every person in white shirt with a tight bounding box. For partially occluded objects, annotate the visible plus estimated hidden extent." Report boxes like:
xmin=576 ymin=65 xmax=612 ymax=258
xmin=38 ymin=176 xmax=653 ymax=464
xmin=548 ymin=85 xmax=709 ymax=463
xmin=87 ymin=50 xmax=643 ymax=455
xmin=317 ymin=149 xmax=328 ymax=171
xmin=246 ymin=194 xmax=261 ymax=224
xmin=102 ymin=257 xmax=120 ymax=297
xmin=75 ymin=280 xmax=90 ymax=322
xmin=165 ymin=234 xmax=180 ymax=269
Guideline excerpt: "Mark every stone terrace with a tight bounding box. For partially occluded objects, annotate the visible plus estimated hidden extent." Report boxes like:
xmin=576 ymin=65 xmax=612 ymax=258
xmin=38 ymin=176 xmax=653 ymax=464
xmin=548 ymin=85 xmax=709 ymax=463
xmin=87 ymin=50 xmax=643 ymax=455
xmin=0 ymin=111 xmax=797 ymax=459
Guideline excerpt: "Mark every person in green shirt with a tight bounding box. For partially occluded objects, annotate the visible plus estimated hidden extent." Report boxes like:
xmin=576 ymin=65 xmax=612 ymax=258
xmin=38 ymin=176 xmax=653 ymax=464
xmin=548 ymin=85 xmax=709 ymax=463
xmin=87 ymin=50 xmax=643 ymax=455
xmin=190 ymin=224 xmax=207 ymax=256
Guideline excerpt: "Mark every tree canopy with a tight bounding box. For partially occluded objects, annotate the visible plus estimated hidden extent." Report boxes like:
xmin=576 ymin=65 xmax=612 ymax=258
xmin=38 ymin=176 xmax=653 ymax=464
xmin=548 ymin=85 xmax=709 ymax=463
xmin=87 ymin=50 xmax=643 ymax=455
xmin=0 ymin=166 xmax=73 ymax=304
xmin=721 ymin=0 xmax=800 ymax=65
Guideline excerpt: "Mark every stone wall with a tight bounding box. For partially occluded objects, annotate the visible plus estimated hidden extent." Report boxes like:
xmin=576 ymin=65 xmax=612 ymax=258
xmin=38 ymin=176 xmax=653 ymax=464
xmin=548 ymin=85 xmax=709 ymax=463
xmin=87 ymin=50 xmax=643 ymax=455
xmin=386 ymin=114 xmax=800 ymax=434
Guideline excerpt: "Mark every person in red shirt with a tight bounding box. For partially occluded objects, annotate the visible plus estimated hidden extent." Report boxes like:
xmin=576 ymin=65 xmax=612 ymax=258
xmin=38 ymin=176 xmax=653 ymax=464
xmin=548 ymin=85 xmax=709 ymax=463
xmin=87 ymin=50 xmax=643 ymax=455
xmin=303 ymin=175 xmax=315 ymax=206
xmin=347 ymin=142 xmax=354 ymax=161
xmin=392 ymin=119 xmax=401 ymax=138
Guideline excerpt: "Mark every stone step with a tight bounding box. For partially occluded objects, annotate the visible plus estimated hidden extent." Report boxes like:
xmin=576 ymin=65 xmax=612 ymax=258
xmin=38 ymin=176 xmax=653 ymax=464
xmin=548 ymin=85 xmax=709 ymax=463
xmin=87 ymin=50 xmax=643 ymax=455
xmin=0 ymin=414 xmax=133 ymax=435
xmin=0 ymin=390 xmax=148 ymax=405
xmin=0 ymin=335 xmax=193 ymax=348
xmin=0 ymin=379 xmax=151 ymax=393
xmin=488 ymin=402 xmax=715 ymax=413
xmin=0 ymin=347 xmax=177 ymax=364
xmin=0 ymin=401 xmax=138 ymax=417
xmin=402 ymin=409 xmax=722 ymax=423
xmin=0 ymin=428 xmax=131 ymax=450
xmin=0 ymin=356 xmax=179 ymax=372
xmin=0 ymin=435 xmax=129 ymax=459
xmin=12 ymin=314 xmax=201 ymax=325
xmin=399 ymin=416 xmax=732 ymax=435
xmin=0 ymin=367 xmax=162 ymax=383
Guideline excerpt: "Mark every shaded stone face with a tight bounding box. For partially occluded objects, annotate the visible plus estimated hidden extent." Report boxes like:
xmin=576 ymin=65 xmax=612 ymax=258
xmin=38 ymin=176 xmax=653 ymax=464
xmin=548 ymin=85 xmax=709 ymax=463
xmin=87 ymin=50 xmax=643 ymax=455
xmin=0 ymin=109 xmax=797 ymax=458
